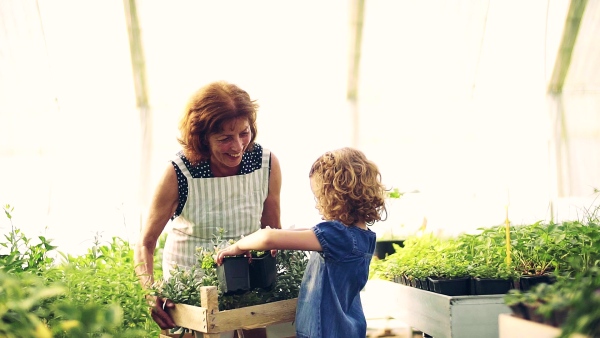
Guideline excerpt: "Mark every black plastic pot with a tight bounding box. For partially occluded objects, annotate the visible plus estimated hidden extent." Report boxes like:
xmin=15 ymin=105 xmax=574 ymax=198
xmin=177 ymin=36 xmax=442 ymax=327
xmin=427 ymin=276 xmax=471 ymax=296
xmin=249 ymin=251 xmax=277 ymax=290
xmin=393 ymin=275 xmax=403 ymax=284
xmin=517 ymin=274 xmax=556 ymax=292
xmin=374 ymin=240 xmax=405 ymax=259
xmin=217 ymin=256 xmax=250 ymax=295
xmin=417 ymin=278 xmax=429 ymax=291
xmin=471 ymin=277 xmax=513 ymax=295
xmin=508 ymin=302 xmax=529 ymax=320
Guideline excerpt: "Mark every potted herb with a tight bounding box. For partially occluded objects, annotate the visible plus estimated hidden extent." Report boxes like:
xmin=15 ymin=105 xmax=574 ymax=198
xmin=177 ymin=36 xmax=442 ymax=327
xmin=152 ymin=230 xmax=309 ymax=312
xmin=249 ymin=250 xmax=277 ymax=291
xmin=425 ymin=238 xmax=471 ymax=296
xmin=470 ymin=264 xmax=516 ymax=295
xmin=217 ymin=255 xmax=251 ymax=295
xmin=460 ymin=226 xmax=518 ymax=295
xmin=511 ymin=222 xmax=560 ymax=291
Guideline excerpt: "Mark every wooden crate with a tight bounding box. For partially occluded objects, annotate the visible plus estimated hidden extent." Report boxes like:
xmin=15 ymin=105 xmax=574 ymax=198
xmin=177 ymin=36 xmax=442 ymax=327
xmin=160 ymin=286 xmax=297 ymax=338
xmin=498 ymin=313 xmax=589 ymax=338
xmin=160 ymin=332 xmax=194 ymax=338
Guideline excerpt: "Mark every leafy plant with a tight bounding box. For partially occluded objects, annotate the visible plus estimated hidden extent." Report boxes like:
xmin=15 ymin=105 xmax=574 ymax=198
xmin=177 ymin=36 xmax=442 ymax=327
xmin=511 ymin=222 xmax=563 ymax=276
xmin=151 ymin=230 xmax=309 ymax=311
xmin=386 ymin=187 xmax=403 ymax=199
xmin=0 ymin=205 xmax=159 ymax=337
xmin=458 ymin=226 xmax=517 ymax=280
xmin=503 ymin=267 xmax=600 ymax=337
xmin=57 ymin=235 xmax=157 ymax=336
xmin=1 ymin=205 xmax=57 ymax=275
xmin=0 ymin=269 xmax=133 ymax=338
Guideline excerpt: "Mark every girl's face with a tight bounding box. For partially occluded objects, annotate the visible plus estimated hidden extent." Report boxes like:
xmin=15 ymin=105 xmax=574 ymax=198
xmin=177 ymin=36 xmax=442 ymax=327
xmin=208 ymin=118 xmax=251 ymax=176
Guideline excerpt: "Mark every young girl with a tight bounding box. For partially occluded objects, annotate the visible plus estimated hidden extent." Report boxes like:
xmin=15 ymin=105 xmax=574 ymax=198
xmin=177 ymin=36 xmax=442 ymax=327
xmin=216 ymin=147 xmax=387 ymax=338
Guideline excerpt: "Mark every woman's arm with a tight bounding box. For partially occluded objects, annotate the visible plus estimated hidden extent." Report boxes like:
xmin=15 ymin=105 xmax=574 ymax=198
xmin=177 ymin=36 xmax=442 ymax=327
xmin=134 ymin=164 xmax=179 ymax=287
xmin=215 ymin=227 xmax=321 ymax=265
xmin=261 ymin=151 xmax=282 ymax=229
xmin=134 ymin=164 xmax=179 ymax=329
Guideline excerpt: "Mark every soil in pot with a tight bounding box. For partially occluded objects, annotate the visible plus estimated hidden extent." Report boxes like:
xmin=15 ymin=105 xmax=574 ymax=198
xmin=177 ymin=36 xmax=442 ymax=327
xmin=427 ymin=276 xmax=471 ymax=296
xmin=249 ymin=251 xmax=277 ymax=290
xmin=374 ymin=240 xmax=405 ymax=259
xmin=471 ymin=277 xmax=513 ymax=295
xmin=217 ymin=256 xmax=250 ymax=295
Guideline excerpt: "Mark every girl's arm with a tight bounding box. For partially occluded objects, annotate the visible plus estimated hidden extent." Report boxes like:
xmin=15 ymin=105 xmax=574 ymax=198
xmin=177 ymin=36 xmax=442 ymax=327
xmin=215 ymin=228 xmax=321 ymax=265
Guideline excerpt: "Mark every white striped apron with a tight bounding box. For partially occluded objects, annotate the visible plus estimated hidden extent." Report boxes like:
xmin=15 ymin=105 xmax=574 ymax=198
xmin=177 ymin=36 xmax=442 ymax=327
xmin=162 ymin=148 xmax=271 ymax=279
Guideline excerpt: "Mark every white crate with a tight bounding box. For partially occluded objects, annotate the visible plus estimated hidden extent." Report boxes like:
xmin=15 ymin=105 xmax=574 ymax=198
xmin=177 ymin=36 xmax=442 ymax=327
xmin=381 ymin=280 xmax=512 ymax=338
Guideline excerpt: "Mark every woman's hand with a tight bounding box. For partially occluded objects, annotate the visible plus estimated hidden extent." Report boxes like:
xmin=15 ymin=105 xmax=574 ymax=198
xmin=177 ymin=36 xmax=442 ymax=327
xmin=215 ymin=244 xmax=245 ymax=265
xmin=147 ymin=295 xmax=176 ymax=329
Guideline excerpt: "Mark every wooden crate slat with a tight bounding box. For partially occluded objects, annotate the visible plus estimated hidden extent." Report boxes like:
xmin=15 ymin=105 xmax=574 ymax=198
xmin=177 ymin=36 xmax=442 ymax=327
xmin=210 ymin=298 xmax=297 ymax=332
xmin=168 ymin=285 xmax=297 ymax=335
xmin=171 ymin=303 xmax=209 ymax=332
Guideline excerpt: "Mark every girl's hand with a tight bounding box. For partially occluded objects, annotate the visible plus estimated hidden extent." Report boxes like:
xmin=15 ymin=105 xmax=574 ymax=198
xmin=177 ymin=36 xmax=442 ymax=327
xmin=215 ymin=243 xmax=244 ymax=265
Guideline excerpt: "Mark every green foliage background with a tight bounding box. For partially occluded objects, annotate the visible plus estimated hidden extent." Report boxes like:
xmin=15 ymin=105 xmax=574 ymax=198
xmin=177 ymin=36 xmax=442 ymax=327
xmin=0 ymin=204 xmax=160 ymax=338
xmin=0 ymin=205 xmax=309 ymax=337
xmin=370 ymin=204 xmax=600 ymax=337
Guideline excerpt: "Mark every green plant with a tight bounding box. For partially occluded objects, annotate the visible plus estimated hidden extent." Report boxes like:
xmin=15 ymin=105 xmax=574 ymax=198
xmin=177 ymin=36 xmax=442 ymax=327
xmin=0 ymin=205 xmax=159 ymax=337
xmin=58 ymin=235 xmax=157 ymax=337
xmin=557 ymin=267 xmax=600 ymax=337
xmin=386 ymin=187 xmax=403 ymax=199
xmin=151 ymin=229 xmax=308 ymax=311
xmin=510 ymin=222 xmax=560 ymax=276
xmin=503 ymin=267 xmax=600 ymax=336
xmin=251 ymin=250 xmax=268 ymax=258
xmin=0 ymin=270 xmax=131 ymax=338
xmin=1 ymin=205 xmax=57 ymax=275
xmin=458 ymin=226 xmax=517 ymax=280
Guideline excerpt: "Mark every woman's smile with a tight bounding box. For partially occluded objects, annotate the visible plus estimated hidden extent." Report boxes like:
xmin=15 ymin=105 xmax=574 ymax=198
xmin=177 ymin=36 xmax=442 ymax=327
xmin=209 ymin=117 xmax=251 ymax=176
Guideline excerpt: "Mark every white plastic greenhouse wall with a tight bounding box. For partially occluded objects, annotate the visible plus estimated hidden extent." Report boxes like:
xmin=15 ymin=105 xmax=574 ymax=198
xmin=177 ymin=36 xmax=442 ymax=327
xmin=1 ymin=0 xmax=599 ymax=256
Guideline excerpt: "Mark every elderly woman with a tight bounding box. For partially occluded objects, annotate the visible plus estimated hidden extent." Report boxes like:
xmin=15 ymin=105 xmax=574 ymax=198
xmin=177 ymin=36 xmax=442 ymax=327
xmin=134 ymin=81 xmax=281 ymax=338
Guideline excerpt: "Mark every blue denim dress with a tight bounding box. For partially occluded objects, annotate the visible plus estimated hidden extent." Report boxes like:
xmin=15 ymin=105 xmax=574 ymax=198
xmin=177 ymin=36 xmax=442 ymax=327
xmin=295 ymin=220 xmax=376 ymax=338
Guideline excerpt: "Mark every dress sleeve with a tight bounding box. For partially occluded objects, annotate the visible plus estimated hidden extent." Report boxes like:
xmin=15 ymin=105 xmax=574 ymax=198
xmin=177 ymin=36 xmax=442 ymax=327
xmin=312 ymin=221 xmax=352 ymax=262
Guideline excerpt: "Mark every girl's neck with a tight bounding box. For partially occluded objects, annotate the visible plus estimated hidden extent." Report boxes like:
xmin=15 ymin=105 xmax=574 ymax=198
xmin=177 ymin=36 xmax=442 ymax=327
xmin=355 ymin=221 xmax=367 ymax=230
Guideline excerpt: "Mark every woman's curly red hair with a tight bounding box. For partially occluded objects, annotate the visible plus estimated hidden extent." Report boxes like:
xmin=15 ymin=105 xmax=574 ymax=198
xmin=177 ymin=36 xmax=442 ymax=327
xmin=177 ymin=81 xmax=258 ymax=164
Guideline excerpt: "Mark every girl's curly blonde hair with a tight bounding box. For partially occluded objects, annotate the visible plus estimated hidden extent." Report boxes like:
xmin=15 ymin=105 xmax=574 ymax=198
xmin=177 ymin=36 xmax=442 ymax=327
xmin=309 ymin=147 xmax=387 ymax=226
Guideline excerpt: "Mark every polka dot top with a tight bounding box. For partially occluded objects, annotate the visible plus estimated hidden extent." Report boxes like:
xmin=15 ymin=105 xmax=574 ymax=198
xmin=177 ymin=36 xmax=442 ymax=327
xmin=171 ymin=143 xmax=267 ymax=219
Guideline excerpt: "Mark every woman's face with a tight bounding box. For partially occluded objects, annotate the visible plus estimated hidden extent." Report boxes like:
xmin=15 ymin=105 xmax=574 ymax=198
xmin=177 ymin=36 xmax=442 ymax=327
xmin=208 ymin=118 xmax=251 ymax=175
